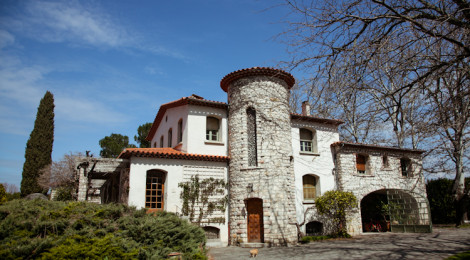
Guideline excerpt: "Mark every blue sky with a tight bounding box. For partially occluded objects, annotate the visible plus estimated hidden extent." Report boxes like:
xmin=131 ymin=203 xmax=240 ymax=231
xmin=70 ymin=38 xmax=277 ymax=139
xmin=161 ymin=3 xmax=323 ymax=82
xmin=0 ymin=0 xmax=300 ymax=188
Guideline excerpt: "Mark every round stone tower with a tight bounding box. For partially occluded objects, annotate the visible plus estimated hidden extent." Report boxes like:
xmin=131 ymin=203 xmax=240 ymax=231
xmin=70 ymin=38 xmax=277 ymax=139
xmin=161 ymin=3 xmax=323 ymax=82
xmin=220 ymin=67 xmax=297 ymax=246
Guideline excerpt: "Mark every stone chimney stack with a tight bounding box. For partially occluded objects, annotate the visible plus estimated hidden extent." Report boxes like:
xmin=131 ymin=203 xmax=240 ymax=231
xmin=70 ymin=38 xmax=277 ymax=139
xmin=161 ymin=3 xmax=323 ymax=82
xmin=301 ymin=101 xmax=310 ymax=116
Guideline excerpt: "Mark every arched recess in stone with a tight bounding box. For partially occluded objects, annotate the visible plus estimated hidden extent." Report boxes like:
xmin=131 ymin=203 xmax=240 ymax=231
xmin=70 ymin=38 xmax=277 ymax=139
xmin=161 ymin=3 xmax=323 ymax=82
xmin=360 ymin=189 xmax=421 ymax=232
xmin=202 ymin=226 xmax=220 ymax=239
xmin=305 ymin=221 xmax=323 ymax=236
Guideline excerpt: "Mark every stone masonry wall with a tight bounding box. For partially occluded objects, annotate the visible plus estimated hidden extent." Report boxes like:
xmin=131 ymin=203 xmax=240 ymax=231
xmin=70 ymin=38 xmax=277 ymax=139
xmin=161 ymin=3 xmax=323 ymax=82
xmin=227 ymin=74 xmax=298 ymax=246
xmin=333 ymin=145 xmax=429 ymax=235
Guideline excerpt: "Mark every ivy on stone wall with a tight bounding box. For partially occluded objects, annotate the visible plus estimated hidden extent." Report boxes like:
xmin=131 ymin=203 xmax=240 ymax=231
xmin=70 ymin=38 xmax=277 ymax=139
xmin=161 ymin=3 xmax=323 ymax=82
xmin=178 ymin=175 xmax=227 ymax=225
xmin=315 ymin=190 xmax=358 ymax=237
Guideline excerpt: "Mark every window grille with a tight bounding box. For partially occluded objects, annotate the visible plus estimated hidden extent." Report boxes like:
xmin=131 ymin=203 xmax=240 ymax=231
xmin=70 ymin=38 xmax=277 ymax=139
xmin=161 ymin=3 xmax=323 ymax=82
xmin=247 ymin=107 xmax=257 ymax=166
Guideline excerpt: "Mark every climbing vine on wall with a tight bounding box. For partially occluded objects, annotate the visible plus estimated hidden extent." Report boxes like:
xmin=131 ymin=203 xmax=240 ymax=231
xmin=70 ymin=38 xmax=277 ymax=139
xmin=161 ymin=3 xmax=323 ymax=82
xmin=178 ymin=175 xmax=227 ymax=225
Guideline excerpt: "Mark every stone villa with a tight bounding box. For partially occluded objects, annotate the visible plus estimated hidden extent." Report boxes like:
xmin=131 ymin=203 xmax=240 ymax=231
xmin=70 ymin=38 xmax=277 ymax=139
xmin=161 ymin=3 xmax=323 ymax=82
xmin=75 ymin=67 xmax=431 ymax=247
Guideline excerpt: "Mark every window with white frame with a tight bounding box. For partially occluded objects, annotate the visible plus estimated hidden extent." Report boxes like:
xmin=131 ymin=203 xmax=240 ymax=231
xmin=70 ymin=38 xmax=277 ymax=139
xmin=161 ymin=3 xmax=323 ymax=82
xmin=300 ymin=128 xmax=316 ymax=153
xmin=206 ymin=116 xmax=220 ymax=141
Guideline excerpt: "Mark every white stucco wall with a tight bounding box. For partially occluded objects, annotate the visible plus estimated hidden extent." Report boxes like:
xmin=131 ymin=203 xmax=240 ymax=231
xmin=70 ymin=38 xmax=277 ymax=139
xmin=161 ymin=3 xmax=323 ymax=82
xmin=291 ymin=120 xmax=340 ymax=233
xmin=186 ymin=105 xmax=228 ymax=156
xmin=150 ymin=105 xmax=188 ymax=150
xmin=127 ymin=156 xmax=229 ymax=244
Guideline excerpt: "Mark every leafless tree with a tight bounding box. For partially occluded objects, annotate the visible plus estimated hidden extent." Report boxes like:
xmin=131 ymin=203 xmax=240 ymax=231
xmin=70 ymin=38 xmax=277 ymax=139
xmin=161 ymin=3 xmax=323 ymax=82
xmin=1 ymin=183 xmax=19 ymax=194
xmin=38 ymin=153 xmax=81 ymax=191
xmin=280 ymin=0 xmax=469 ymax=225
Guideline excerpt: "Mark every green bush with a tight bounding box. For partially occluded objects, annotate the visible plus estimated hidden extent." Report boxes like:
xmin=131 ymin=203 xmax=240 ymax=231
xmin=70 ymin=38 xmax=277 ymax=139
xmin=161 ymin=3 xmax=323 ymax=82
xmin=426 ymin=178 xmax=470 ymax=224
xmin=54 ymin=187 xmax=74 ymax=201
xmin=0 ymin=184 xmax=6 ymax=205
xmin=0 ymin=200 xmax=207 ymax=259
xmin=315 ymin=190 xmax=358 ymax=236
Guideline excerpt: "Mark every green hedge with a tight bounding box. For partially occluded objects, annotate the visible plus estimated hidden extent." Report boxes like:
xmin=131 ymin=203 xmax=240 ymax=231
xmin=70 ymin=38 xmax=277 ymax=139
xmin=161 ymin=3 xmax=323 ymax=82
xmin=0 ymin=199 xmax=206 ymax=259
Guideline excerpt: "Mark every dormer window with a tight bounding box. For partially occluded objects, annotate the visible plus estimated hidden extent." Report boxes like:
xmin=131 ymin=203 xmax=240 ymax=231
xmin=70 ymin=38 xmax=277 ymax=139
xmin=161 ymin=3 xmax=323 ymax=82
xmin=206 ymin=117 xmax=220 ymax=141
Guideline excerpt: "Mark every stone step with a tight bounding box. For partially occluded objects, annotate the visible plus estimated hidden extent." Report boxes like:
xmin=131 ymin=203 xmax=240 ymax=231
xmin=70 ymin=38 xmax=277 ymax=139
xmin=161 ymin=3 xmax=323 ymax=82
xmin=240 ymin=243 xmax=265 ymax=248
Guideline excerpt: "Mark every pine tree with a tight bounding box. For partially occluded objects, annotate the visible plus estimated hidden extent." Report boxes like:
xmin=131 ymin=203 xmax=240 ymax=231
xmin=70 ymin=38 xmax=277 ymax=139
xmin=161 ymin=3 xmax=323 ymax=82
xmin=20 ymin=91 xmax=55 ymax=196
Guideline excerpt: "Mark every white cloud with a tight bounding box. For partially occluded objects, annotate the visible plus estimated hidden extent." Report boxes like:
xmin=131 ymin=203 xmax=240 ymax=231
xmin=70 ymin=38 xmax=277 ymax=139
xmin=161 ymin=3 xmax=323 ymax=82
xmin=20 ymin=0 xmax=130 ymax=48
xmin=0 ymin=30 xmax=15 ymax=49
xmin=54 ymin=95 xmax=128 ymax=124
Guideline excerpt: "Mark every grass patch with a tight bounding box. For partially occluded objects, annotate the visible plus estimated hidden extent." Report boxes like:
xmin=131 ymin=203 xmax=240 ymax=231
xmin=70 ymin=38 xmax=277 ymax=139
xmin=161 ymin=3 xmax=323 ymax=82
xmin=445 ymin=250 xmax=470 ymax=260
xmin=0 ymin=199 xmax=207 ymax=259
xmin=300 ymin=232 xmax=352 ymax=244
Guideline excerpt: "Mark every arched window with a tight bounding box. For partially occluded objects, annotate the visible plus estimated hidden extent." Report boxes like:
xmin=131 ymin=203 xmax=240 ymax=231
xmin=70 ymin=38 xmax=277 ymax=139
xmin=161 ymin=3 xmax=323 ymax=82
xmin=247 ymin=107 xmax=257 ymax=166
xmin=206 ymin=117 xmax=220 ymax=141
xmin=145 ymin=170 xmax=165 ymax=212
xmin=356 ymin=154 xmax=368 ymax=174
xmin=168 ymin=129 xmax=173 ymax=147
xmin=177 ymin=119 xmax=183 ymax=143
xmin=303 ymin=175 xmax=319 ymax=200
xmin=153 ymin=142 xmax=156 ymax=148
xmin=160 ymin=136 xmax=164 ymax=148
xmin=300 ymin=128 xmax=316 ymax=153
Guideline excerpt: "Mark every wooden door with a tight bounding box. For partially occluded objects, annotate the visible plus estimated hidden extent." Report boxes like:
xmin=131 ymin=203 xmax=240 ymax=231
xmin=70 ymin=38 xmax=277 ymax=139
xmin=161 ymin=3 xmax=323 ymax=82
xmin=247 ymin=198 xmax=264 ymax=243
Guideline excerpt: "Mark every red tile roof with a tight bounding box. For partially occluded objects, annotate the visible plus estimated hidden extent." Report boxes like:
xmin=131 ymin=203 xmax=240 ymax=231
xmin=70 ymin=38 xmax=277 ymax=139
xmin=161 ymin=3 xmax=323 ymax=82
xmin=291 ymin=113 xmax=344 ymax=125
xmin=220 ymin=67 xmax=296 ymax=92
xmin=118 ymin=148 xmax=230 ymax=162
xmin=331 ymin=141 xmax=425 ymax=154
xmin=146 ymin=95 xmax=228 ymax=141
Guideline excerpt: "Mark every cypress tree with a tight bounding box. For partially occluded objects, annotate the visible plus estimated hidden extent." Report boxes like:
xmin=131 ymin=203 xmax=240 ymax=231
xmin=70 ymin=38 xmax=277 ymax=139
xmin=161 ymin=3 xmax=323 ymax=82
xmin=20 ymin=91 xmax=55 ymax=196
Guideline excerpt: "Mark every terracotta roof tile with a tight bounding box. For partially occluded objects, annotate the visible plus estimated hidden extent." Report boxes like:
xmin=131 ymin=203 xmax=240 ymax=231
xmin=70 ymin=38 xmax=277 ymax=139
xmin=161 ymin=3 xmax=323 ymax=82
xmin=291 ymin=113 xmax=344 ymax=125
xmin=331 ymin=141 xmax=425 ymax=154
xmin=220 ymin=67 xmax=295 ymax=92
xmin=118 ymin=148 xmax=230 ymax=162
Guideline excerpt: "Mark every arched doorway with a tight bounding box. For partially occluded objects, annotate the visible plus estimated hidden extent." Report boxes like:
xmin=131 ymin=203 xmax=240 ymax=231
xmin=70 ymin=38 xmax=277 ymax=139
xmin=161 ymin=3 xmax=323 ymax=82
xmin=246 ymin=198 xmax=264 ymax=243
xmin=361 ymin=190 xmax=390 ymax=232
xmin=361 ymin=189 xmax=425 ymax=233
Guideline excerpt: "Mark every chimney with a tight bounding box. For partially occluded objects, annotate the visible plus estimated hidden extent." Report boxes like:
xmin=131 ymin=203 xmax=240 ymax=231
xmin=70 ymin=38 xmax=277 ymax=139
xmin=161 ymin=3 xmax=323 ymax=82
xmin=301 ymin=101 xmax=311 ymax=116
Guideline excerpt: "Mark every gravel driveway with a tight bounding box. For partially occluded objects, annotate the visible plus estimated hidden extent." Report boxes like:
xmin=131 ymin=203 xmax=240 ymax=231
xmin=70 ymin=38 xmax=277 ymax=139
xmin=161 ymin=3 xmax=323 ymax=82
xmin=208 ymin=228 xmax=470 ymax=260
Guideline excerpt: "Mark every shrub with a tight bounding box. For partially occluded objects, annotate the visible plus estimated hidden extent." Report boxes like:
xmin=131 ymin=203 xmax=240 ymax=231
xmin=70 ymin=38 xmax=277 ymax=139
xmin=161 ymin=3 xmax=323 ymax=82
xmin=0 ymin=200 xmax=206 ymax=259
xmin=315 ymin=190 xmax=358 ymax=236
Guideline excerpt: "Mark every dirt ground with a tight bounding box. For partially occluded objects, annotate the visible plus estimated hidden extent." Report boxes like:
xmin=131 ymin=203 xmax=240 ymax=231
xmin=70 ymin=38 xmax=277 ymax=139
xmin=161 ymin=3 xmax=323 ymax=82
xmin=208 ymin=228 xmax=470 ymax=260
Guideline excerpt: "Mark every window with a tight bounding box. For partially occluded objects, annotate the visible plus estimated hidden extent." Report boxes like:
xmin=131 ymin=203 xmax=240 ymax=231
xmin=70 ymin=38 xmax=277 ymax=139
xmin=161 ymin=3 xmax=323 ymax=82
xmin=145 ymin=170 xmax=165 ymax=211
xmin=300 ymin=129 xmax=316 ymax=153
xmin=356 ymin=154 xmax=367 ymax=174
xmin=153 ymin=142 xmax=156 ymax=148
xmin=160 ymin=136 xmax=164 ymax=148
xmin=247 ymin=107 xmax=257 ymax=166
xmin=177 ymin=119 xmax=183 ymax=143
xmin=206 ymin=117 xmax=220 ymax=141
xmin=168 ymin=129 xmax=172 ymax=147
xmin=382 ymin=155 xmax=389 ymax=168
xmin=303 ymin=175 xmax=318 ymax=200
xmin=401 ymin=158 xmax=411 ymax=177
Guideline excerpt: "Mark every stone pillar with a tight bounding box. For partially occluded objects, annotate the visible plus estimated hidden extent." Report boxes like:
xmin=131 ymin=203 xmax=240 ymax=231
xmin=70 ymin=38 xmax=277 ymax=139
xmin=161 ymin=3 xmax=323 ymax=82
xmin=221 ymin=67 xmax=298 ymax=246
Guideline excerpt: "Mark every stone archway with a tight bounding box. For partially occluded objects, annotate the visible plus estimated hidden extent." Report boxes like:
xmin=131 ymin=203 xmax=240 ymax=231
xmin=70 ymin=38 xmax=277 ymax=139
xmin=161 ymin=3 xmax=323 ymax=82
xmin=360 ymin=189 xmax=431 ymax=233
